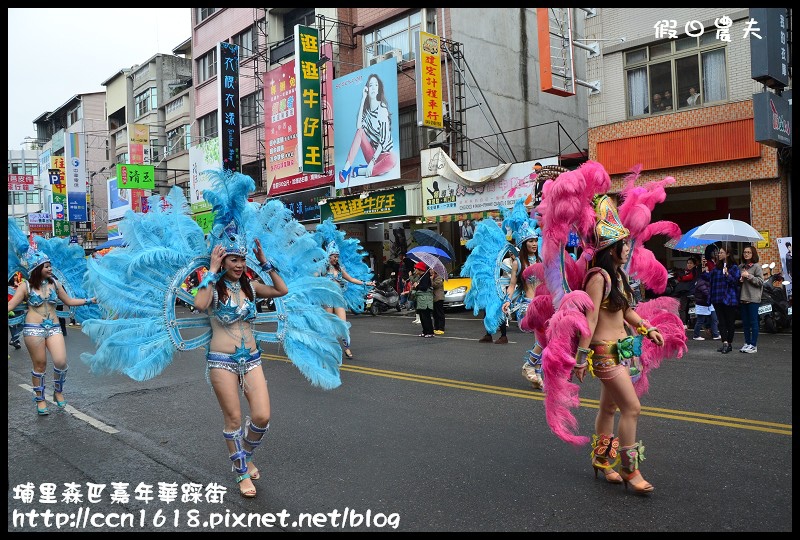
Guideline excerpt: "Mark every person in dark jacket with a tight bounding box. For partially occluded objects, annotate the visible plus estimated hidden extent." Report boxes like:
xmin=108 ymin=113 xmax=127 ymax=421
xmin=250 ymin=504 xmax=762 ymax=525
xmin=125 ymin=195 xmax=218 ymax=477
xmin=709 ymin=246 xmax=740 ymax=353
xmin=691 ymin=269 xmax=720 ymax=340
xmin=675 ymin=256 xmax=699 ymax=328
xmin=410 ymin=261 xmax=435 ymax=337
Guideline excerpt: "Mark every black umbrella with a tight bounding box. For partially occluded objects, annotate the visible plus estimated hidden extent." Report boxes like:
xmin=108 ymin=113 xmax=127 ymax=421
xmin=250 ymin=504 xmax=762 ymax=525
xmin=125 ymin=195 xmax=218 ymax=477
xmin=412 ymin=229 xmax=456 ymax=260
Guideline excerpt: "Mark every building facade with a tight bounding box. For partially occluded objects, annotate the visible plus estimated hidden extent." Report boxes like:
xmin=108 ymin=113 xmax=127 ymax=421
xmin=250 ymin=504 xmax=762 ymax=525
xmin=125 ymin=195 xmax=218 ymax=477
xmin=585 ymin=8 xmax=792 ymax=271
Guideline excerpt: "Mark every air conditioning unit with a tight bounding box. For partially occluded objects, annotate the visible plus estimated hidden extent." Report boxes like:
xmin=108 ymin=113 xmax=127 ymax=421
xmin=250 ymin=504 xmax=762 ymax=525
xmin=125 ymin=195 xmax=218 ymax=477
xmin=368 ymin=48 xmax=403 ymax=67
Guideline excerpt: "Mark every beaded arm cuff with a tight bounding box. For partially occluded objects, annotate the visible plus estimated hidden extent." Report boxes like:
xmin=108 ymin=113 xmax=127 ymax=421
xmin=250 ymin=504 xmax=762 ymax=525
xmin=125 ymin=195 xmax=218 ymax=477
xmin=259 ymin=260 xmax=275 ymax=273
xmin=575 ymin=346 xmax=593 ymax=367
xmin=198 ymin=271 xmax=220 ymax=290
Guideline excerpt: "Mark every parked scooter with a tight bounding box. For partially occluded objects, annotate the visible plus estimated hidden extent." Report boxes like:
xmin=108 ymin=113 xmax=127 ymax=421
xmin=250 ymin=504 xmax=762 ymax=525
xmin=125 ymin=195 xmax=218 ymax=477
xmin=367 ymin=277 xmax=401 ymax=315
xmin=759 ymin=262 xmax=792 ymax=333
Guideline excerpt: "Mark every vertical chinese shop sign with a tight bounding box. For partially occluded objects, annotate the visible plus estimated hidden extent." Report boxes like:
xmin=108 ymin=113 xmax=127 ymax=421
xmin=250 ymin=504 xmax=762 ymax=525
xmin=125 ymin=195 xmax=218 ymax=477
xmin=294 ymin=25 xmax=324 ymax=173
xmin=51 ymin=156 xmax=70 ymax=237
xmin=218 ymin=41 xmax=241 ymax=172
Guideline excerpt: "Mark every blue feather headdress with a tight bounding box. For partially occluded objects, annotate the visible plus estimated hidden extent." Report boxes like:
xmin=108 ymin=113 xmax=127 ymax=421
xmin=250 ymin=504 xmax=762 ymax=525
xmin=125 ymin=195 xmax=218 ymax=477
xmin=203 ymin=169 xmax=256 ymax=257
xmin=8 ymin=218 xmax=50 ymax=277
xmin=502 ymin=198 xmax=541 ymax=249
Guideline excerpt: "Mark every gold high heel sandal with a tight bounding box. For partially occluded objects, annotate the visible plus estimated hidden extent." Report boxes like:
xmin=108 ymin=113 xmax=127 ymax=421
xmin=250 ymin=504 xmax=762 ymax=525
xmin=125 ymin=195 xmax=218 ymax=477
xmin=590 ymin=433 xmax=623 ymax=484
xmin=619 ymin=441 xmax=654 ymax=494
xmin=619 ymin=469 xmax=654 ymax=494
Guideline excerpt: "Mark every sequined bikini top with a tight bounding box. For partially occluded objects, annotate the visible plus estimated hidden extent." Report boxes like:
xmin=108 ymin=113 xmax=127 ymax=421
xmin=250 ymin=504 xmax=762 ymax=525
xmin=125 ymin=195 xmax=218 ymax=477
xmin=326 ymin=264 xmax=347 ymax=289
xmin=26 ymin=281 xmax=58 ymax=307
xmin=212 ymin=282 xmax=257 ymax=324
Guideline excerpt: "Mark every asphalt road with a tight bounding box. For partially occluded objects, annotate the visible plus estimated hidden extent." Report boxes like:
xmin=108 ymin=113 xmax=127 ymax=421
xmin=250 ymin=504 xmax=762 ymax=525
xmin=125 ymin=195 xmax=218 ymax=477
xmin=7 ymin=308 xmax=792 ymax=532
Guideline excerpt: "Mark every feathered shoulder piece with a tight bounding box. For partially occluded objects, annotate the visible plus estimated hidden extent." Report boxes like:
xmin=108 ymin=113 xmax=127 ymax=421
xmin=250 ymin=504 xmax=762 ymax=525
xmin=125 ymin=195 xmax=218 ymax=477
xmin=251 ymin=201 xmax=349 ymax=389
xmin=617 ymin=165 xmax=682 ymax=295
xmin=461 ymin=216 xmax=516 ymax=335
xmin=313 ymin=218 xmax=373 ymax=313
xmin=81 ymin=185 xmax=209 ymax=382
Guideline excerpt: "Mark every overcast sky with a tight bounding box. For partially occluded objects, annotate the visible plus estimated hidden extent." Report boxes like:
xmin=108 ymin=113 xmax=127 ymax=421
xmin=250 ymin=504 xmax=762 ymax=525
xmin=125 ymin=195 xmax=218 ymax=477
xmin=8 ymin=8 xmax=192 ymax=150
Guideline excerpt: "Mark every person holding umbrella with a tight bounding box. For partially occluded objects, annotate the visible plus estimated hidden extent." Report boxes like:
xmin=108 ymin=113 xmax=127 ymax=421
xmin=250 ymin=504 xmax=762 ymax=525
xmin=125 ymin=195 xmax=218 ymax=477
xmin=709 ymin=245 xmax=740 ymax=354
xmin=410 ymin=261 xmax=435 ymax=337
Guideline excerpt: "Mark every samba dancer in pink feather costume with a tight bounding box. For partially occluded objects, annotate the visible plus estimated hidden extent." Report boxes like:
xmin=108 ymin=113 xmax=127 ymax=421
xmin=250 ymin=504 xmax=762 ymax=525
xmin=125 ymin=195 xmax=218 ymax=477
xmin=520 ymin=161 xmax=687 ymax=494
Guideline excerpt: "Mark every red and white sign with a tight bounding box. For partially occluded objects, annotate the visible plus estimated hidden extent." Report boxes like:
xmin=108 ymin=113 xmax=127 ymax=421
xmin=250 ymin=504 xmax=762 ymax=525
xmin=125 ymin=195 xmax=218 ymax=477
xmin=8 ymin=174 xmax=35 ymax=191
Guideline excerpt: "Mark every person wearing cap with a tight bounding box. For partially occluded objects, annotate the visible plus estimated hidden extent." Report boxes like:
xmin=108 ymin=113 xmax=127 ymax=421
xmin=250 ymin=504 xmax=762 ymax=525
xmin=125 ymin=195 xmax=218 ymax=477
xmin=410 ymin=261 xmax=435 ymax=337
xmin=7 ymin=226 xmax=96 ymax=416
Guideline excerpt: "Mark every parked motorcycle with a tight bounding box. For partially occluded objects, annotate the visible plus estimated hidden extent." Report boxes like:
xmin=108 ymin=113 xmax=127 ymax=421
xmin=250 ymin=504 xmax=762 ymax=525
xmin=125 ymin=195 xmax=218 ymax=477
xmin=759 ymin=262 xmax=792 ymax=333
xmin=367 ymin=277 xmax=401 ymax=316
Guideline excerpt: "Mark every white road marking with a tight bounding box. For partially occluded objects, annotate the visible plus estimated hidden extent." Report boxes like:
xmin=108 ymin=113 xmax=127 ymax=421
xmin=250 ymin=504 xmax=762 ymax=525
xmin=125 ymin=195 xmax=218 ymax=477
xmin=20 ymin=384 xmax=120 ymax=434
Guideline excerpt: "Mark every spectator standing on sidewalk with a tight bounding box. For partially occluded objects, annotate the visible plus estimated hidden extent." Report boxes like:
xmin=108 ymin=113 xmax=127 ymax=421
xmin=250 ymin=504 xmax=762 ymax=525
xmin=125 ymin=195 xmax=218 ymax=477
xmin=738 ymin=245 xmax=764 ymax=353
xmin=410 ymin=261 xmax=434 ymax=337
xmin=431 ymin=268 xmax=446 ymax=335
xmin=709 ymin=246 xmax=740 ymax=354
xmin=691 ymin=266 xmax=720 ymax=340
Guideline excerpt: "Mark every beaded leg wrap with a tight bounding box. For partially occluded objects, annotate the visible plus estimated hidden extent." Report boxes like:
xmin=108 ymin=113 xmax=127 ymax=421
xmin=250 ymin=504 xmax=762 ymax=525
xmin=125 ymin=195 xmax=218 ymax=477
xmin=243 ymin=417 xmax=270 ymax=461
xmin=53 ymin=366 xmax=68 ymax=407
xmin=619 ymin=441 xmax=653 ymax=493
xmin=522 ymin=345 xmax=544 ymax=389
xmin=341 ymin=337 xmax=350 ymax=348
xmin=591 ymin=433 xmax=621 ymax=468
xmin=591 ymin=433 xmax=623 ymax=484
xmin=31 ymin=370 xmax=46 ymax=403
xmin=620 ymin=441 xmax=646 ymax=473
xmin=222 ymin=427 xmax=249 ymax=478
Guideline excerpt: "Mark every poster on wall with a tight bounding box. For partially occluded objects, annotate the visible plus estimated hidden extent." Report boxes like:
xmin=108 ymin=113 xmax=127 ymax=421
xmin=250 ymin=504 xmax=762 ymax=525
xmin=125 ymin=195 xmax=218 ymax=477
xmin=776 ymin=236 xmax=792 ymax=297
xmin=333 ymin=58 xmax=401 ymax=189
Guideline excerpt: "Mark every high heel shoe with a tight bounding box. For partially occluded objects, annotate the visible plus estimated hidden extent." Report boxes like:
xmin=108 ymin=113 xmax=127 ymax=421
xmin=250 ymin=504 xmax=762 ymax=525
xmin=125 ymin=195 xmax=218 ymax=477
xmin=35 ymin=399 xmax=49 ymax=416
xmin=338 ymin=166 xmax=352 ymax=184
xmin=236 ymin=473 xmax=257 ymax=498
xmin=619 ymin=469 xmax=654 ymax=494
xmin=53 ymin=392 xmax=67 ymax=409
xmin=53 ymin=366 xmax=68 ymax=408
xmin=246 ymin=458 xmax=260 ymax=481
xmin=619 ymin=441 xmax=654 ymax=495
xmin=32 ymin=370 xmax=49 ymax=415
xmin=344 ymin=348 xmax=354 ymax=359
xmin=351 ymin=164 xmax=368 ymax=178
xmin=224 ymin=427 xmax=257 ymax=498
xmin=592 ymin=457 xmax=623 ymax=484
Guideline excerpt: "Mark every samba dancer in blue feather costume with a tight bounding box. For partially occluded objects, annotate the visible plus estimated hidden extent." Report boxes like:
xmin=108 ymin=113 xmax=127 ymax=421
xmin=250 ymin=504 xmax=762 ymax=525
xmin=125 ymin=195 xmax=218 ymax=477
xmin=313 ymin=218 xmax=375 ymax=359
xmin=8 ymin=218 xmax=99 ymax=415
xmin=80 ymin=169 xmax=349 ymax=498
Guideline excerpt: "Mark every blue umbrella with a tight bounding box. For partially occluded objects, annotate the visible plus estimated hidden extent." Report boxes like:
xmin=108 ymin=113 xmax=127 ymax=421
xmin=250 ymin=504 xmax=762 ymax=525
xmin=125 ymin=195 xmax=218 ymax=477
xmin=664 ymin=226 xmax=712 ymax=254
xmin=412 ymin=229 xmax=457 ymax=260
xmin=407 ymin=245 xmax=452 ymax=260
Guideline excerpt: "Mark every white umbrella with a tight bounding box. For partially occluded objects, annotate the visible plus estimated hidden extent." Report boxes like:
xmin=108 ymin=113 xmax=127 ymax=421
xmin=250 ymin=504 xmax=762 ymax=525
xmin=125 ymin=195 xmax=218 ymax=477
xmin=691 ymin=216 xmax=764 ymax=243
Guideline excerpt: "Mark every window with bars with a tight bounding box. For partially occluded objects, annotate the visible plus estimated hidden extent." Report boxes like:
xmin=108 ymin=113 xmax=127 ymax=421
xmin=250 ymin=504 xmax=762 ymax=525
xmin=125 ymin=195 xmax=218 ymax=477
xmin=362 ymin=10 xmax=436 ymax=63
